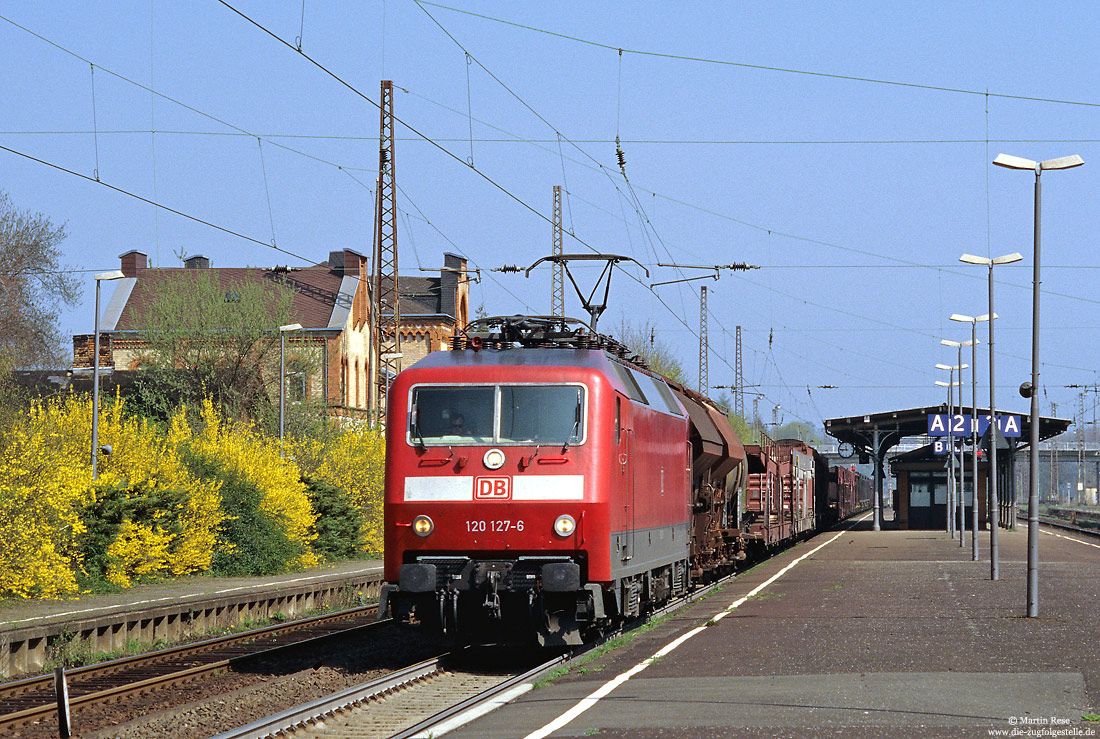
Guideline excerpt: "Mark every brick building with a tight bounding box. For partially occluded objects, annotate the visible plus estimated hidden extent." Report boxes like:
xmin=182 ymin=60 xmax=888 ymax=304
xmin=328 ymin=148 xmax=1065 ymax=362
xmin=73 ymin=249 xmax=469 ymax=417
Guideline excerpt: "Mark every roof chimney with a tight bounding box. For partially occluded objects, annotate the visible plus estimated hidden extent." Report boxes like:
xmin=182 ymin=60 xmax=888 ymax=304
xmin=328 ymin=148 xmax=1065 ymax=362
xmin=328 ymin=251 xmax=345 ymax=274
xmin=342 ymin=248 xmax=365 ymax=278
xmin=118 ymin=250 xmax=147 ymax=277
xmin=184 ymin=254 xmax=210 ymax=269
xmin=441 ymin=252 xmax=467 ymax=319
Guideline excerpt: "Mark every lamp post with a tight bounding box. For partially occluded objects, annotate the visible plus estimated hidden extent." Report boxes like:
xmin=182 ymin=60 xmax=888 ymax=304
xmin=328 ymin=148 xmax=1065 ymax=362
xmin=936 ymin=374 xmax=961 ymax=537
xmin=92 ymin=270 xmax=126 ymax=479
xmin=993 ymin=152 xmax=1083 ymax=617
xmin=960 ymin=252 xmax=1023 ymax=580
xmin=950 ymin=314 xmax=992 ymax=562
xmin=942 ymin=340 xmax=975 ymax=548
xmin=935 ymin=364 xmax=965 ymax=538
xmin=278 ymin=323 xmax=303 ymax=456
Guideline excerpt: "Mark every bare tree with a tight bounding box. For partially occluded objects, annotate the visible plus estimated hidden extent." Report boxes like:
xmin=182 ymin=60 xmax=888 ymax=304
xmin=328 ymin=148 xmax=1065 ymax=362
xmin=132 ymin=271 xmax=303 ymax=424
xmin=611 ymin=318 xmax=687 ymax=384
xmin=0 ymin=191 xmax=78 ymax=368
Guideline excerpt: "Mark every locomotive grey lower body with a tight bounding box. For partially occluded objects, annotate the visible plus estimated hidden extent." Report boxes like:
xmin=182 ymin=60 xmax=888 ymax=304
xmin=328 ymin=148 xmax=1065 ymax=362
xmin=381 ymin=524 xmax=693 ymax=645
xmin=381 ymin=555 xmax=604 ymax=646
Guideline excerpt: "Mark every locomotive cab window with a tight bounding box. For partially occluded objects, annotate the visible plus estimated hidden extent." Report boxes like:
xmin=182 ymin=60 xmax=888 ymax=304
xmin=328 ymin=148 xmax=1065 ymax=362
xmin=409 ymin=384 xmax=586 ymax=446
xmin=410 ymin=386 xmax=495 ymax=443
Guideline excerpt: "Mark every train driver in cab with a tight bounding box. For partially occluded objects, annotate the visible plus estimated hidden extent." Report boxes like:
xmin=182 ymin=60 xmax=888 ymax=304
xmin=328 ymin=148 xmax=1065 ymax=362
xmin=449 ymin=412 xmax=472 ymax=436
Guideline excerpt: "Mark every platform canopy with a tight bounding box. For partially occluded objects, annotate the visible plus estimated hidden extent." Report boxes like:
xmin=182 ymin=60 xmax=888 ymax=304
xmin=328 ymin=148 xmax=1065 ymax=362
xmin=825 ymin=404 xmax=1071 ymax=457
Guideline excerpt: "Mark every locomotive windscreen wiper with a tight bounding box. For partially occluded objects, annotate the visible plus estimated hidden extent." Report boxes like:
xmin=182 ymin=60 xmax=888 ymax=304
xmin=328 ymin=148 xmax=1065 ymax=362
xmin=410 ymin=406 xmax=427 ymax=451
xmin=562 ymin=399 xmax=582 ymax=453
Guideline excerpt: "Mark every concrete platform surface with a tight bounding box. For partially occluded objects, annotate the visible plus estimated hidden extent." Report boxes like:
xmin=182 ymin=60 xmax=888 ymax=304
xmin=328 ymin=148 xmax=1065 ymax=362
xmin=445 ymin=520 xmax=1100 ymax=738
xmin=0 ymin=559 xmax=382 ymax=631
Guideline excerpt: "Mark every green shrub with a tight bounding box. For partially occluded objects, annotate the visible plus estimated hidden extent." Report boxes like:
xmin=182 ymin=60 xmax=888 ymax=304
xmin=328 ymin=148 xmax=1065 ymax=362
xmin=305 ymin=478 xmax=365 ymax=560
xmin=186 ymin=456 xmax=306 ymax=577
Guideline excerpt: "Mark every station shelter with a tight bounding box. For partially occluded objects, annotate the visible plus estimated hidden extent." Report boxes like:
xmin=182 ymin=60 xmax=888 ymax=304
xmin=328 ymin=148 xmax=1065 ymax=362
xmin=890 ymin=444 xmax=987 ymax=530
xmin=826 ymin=406 xmax=1070 ymax=531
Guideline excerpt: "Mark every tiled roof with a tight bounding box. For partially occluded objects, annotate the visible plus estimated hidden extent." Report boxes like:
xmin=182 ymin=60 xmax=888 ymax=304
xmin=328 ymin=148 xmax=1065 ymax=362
xmin=398 ymin=276 xmax=443 ymax=315
xmin=113 ymin=264 xmax=346 ymax=331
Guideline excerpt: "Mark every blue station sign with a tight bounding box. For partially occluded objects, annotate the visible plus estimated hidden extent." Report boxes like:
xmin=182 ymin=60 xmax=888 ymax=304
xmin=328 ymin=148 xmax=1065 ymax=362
xmin=927 ymin=414 xmax=1021 ymax=438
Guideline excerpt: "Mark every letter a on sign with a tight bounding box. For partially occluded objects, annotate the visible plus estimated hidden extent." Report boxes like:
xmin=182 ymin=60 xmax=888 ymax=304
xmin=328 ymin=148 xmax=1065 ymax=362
xmin=928 ymin=414 xmax=947 ymax=436
xmin=475 ymin=476 xmax=511 ymax=500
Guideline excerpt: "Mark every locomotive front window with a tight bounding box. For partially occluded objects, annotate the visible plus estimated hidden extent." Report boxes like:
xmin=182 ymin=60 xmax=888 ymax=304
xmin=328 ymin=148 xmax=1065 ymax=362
xmin=411 ymin=386 xmax=495 ymax=443
xmin=409 ymin=384 xmax=585 ymax=446
xmin=498 ymin=386 xmax=583 ymax=445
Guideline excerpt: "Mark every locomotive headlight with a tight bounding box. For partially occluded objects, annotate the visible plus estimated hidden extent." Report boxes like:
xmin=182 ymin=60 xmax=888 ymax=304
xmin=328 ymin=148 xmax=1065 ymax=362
xmin=412 ymin=515 xmax=434 ymax=537
xmin=483 ymin=448 xmax=506 ymax=470
xmin=553 ymin=514 xmax=576 ymax=537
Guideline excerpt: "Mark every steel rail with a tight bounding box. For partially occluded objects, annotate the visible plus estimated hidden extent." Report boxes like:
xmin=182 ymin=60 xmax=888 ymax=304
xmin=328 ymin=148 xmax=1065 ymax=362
xmin=0 ymin=604 xmax=377 ymax=700
xmin=0 ymin=608 xmax=385 ymax=732
xmin=1033 ymin=514 xmax=1100 ymax=540
xmin=218 ymin=570 xmax=743 ymax=739
xmin=394 ymin=571 xmax=741 ymax=739
xmin=209 ymin=655 xmax=449 ymax=739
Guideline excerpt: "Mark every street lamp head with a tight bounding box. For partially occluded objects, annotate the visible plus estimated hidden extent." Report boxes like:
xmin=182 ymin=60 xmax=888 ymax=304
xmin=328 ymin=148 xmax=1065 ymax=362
xmin=959 ymin=253 xmax=990 ymax=265
xmin=935 ymin=363 xmax=953 ymax=370
xmin=1040 ymin=154 xmax=1084 ymax=171
xmin=949 ymin=313 xmax=975 ymax=323
xmin=993 ymin=153 xmax=1083 ymax=172
xmin=94 ymin=270 xmax=126 ymax=281
xmin=992 ymin=252 xmax=1023 ymax=265
xmin=941 ymin=339 xmax=962 ymax=347
xmin=278 ymin=323 xmax=303 ymax=332
xmin=975 ymin=313 xmax=996 ymax=322
xmin=993 ymin=153 xmax=1037 ymax=171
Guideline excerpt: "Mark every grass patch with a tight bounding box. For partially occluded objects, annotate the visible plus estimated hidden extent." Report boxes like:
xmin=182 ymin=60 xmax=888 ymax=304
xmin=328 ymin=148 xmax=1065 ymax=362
xmin=747 ymin=591 xmax=783 ymax=600
xmin=532 ymin=666 xmax=571 ymax=690
xmin=45 ymin=633 xmax=170 ymax=672
xmin=1082 ymin=715 xmax=1100 ymax=723
xmin=531 ymin=578 xmax=732 ymax=689
xmin=40 ymin=601 xmax=354 ymax=672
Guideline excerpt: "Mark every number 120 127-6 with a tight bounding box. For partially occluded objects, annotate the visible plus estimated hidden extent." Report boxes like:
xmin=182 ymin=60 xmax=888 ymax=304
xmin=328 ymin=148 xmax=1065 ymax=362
xmin=466 ymin=520 xmax=524 ymax=532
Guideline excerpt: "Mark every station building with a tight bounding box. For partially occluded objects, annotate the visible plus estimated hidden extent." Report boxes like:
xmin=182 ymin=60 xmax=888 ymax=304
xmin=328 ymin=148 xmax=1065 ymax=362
xmin=71 ymin=249 xmax=469 ymax=419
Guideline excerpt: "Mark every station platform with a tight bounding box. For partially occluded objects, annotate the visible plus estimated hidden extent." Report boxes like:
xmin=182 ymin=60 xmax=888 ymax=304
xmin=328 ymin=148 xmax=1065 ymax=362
xmin=0 ymin=559 xmax=383 ymax=678
xmin=447 ymin=518 xmax=1100 ymax=738
xmin=0 ymin=559 xmax=383 ymax=630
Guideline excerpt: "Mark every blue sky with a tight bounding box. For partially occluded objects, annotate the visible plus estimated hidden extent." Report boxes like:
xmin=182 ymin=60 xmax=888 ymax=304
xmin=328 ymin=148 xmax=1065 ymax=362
xmin=4 ymin=2 xmax=1100 ymax=430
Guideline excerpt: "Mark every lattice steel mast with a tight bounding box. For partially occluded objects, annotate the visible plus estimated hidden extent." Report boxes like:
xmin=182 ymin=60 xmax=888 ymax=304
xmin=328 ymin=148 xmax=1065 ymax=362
xmin=371 ymin=80 xmax=400 ymax=424
xmin=698 ymin=285 xmax=708 ymax=394
xmin=551 ymin=186 xmax=564 ymax=316
xmin=735 ymin=325 xmax=745 ymax=419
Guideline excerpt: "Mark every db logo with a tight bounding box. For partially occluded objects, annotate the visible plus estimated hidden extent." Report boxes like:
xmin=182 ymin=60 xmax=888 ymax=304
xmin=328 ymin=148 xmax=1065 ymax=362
xmin=474 ymin=476 xmax=511 ymax=500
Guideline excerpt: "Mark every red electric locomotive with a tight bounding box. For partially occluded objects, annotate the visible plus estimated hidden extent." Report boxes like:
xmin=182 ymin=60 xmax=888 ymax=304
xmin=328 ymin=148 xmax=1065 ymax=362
xmin=380 ymin=317 xmax=704 ymax=645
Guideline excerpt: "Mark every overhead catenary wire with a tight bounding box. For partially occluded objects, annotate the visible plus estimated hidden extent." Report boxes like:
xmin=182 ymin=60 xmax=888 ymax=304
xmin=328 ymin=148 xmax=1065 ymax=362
xmin=7 ymin=8 xmax=1097 ymax=319
xmin=0 ymin=142 xmax=317 ymax=265
xmin=415 ymin=1 xmax=1100 ymax=110
xmin=214 ymin=1 xmax=727 ymax=382
xmin=8 ymin=5 xmax=1086 ymax=422
xmin=0 ymin=14 xmax=381 ymax=188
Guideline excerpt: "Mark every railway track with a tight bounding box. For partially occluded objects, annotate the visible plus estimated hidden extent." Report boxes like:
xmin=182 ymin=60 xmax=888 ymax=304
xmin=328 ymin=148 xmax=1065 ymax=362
xmin=210 ymin=569 xmax=741 ymax=739
xmin=0 ymin=604 xmax=382 ymax=736
xmin=1035 ymin=514 xmax=1100 ymax=539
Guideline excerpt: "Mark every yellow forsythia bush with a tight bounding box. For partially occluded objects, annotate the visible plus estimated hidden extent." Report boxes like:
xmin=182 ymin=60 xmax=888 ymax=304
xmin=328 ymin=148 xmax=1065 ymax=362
xmin=189 ymin=399 xmax=319 ymax=569
xmin=0 ymin=400 xmax=91 ymax=598
xmin=0 ymin=392 xmax=383 ymax=599
xmin=290 ymin=424 xmax=386 ymax=553
xmin=0 ymin=395 xmax=229 ymax=595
